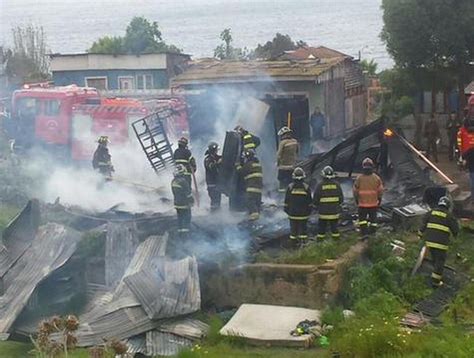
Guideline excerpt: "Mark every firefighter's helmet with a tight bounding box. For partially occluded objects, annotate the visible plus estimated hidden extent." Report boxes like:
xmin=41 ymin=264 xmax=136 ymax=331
xmin=98 ymin=136 xmax=110 ymax=145
xmin=278 ymin=126 xmax=292 ymax=136
xmin=438 ymin=196 xmax=452 ymax=209
xmin=178 ymin=137 xmax=189 ymax=146
xmin=292 ymin=167 xmax=306 ymax=180
xmin=208 ymin=142 xmax=219 ymax=153
xmin=321 ymin=165 xmax=336 ymax=178
xmin=234 ymin=125 xmax=244 ymax=134
xmin=362 ymin=157 xmax=374 ymax=169
xmin=174 ymin=164 xmax=187 ymax=177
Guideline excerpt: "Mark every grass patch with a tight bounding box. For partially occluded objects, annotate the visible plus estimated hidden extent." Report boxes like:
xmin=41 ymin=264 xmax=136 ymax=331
xmin=256 ymin=234 xmax=358 ymax=265
xmin=0 ymin=205 xmax=20 ymax=233
xmin=0 ymin=341 xmax=91 ymax=358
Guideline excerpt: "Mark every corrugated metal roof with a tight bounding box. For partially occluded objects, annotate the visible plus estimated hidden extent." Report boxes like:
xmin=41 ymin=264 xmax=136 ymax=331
xmin=0 ymin=223 xmax=80 ymax=334
xmin=280 ymin=46 xmax=352 ymax=60
xmin=124 ymin=256 xmax=201 ymax=320
xmin=172 ymin=58 xmax=344 ymax=85
xmin=146 ymin=330 xmax=193 ymax=357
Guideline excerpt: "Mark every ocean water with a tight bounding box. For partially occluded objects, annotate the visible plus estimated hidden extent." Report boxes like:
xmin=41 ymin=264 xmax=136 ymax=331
xmin=0 ymin=0 xmax=392 ymax=68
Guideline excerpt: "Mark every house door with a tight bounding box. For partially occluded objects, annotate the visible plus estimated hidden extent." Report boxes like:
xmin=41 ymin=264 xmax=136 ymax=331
xmin=119 ymin=77 xmax=134 ymax=90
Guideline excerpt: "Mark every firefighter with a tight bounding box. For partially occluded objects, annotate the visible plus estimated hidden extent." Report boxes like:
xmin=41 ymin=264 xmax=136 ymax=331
xmin=204 ymin=142 xmax=222 ymax=211
xmin=277 ymin=126 xmax=299 ymax=192
xmin=236 ymin=149 xmax=263 ymax=220
xmin=92 ymin=136 xmax=114 ymax=178
xmin=284 ymin=167 xmax=312 ymax=243
xmin=353 ymin=158 xmax=384 ymax=239
xmin=173 ymin=137 xmax=196 ymax=187
xmin=235 ymin=125 xmax=261 ymax=151
xmin=313 ymin=166 xmax=344 ymax=240
xmin=424 ymin=114 xmax=440 ymax=163
xmin=419 ymin=196 xmax=459 ymax=288
xmin=171 ymin=164 xmax=194 ymax=235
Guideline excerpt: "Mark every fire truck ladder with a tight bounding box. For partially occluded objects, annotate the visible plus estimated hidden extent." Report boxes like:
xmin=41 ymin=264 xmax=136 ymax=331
xmin=132 ymin=111 xmax=175 ymax=173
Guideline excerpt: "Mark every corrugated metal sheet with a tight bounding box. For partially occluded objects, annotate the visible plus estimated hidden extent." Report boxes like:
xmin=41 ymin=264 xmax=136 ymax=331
xmin=124 ymin=256 xmax=201 ymax=319
xmin=146 ymin=330 xmax=193 ymax=357
xmin=158 ymin=318 xmax=209 ymax=339
xmin=74 ymin=235 xmax=199 ymax=347
xmin=0 ymin=200 xmax=40 ymax=278
xmin=105 ymin=221 xmax=139 ymax=288
xmin=173 ymin=58 xmax=344 ymax=85
xmin=0 ymin=223 xmax=80 ymax=334
xmin=127 ymin=334 xmax=147 ymax=355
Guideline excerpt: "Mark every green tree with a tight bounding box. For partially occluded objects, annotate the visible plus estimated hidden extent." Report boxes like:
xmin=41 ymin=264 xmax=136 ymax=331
xmin=360 ymin=59 xmax=378 ymax=76
xmin=381 ymin=0 xmax=474 ymax=109
xmin=252 ymin=33 xmax=307 ymax=60
xmin=88 ymin=16 xmax=181 ymax=55
xmin=89 ymin=36 xmax=124 ymax=55
xmin=213 ymin=28 xmax=248 ymax=60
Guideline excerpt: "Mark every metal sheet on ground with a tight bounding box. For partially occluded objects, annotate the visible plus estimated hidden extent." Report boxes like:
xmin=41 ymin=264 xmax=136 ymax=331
xmin=220 ymin=304 xmax=320 ymax=347
xmin=0 ymin=223 xmax=80 ymax=334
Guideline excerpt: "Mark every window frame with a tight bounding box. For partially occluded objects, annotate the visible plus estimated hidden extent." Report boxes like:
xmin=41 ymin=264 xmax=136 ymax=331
xmin=85 ymin=76 xmax=108 ymax=90
xmin=136 ymin=74 xmax=154 ymax=90
xmin=118 ymin=76 xmax=135 ymax=90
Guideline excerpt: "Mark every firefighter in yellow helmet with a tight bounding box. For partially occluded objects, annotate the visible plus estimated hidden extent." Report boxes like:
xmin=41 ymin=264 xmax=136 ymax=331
xmin=92 ymin=136 xmax=114 ymax=178
xmin=236 ymin=149 xmax=263 ymax=220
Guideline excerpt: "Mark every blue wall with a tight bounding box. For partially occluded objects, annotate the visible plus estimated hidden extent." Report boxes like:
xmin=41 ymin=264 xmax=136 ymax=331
xmin=52 ymin=69 xmax=169 ymax=89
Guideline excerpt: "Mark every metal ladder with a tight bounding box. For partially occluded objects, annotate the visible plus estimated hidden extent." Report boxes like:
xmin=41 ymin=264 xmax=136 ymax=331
xmin=132 ymin=110 xmax=175 ymax=173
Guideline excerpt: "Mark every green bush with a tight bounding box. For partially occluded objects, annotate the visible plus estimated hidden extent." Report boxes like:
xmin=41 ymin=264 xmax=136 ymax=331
xmin=354 ymin=291 xmax=404 ymax=319
xmin=442 ymin=283 xmax=474 ymax=325
xmin=321 ymin=306 xmax=345 ymax=327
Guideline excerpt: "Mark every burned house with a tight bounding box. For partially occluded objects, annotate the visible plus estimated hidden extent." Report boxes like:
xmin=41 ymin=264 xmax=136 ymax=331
xmin=172 ymin=55 xmax=366 ymax=151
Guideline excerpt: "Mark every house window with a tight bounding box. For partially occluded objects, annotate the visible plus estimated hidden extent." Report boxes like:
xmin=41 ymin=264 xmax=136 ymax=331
xmin=43 ymin=99 xmax=61 ymax=116
xmin=136 ymin=74 xmax=153 ymax=90
xmin=118 ymin=76 xmax=134 ymax=90
xmin=85 ymin=77 xmax=108 ymax=90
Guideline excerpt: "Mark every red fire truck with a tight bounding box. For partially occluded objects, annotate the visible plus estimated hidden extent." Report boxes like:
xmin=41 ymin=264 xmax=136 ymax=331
xmin=6 ymin=83 xmax=189 ymax=162
xmin=70 ymin=97 xmax=188 ymax=161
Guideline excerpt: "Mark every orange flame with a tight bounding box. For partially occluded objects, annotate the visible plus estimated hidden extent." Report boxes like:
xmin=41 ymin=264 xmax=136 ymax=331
xmin=384 ymin=129 xmax=394 ymax=137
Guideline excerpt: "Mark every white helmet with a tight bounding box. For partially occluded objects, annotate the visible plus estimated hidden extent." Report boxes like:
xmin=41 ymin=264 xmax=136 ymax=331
xmin=278 ymin=126 xmax=292 ymax=136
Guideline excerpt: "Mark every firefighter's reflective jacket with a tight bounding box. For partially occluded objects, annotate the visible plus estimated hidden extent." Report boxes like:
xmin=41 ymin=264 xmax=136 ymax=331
xmin=353 ymin=172 xmax=383 ymax=208
xmin=236 ymin=158 xmax=263 ymax=194
xmin=420 ymin=206 xmax=459 ymax=251
xmin=173 ymin=147 xmax=196 ymax=176
xmin=313 ymin=178 xmax=344 ymax=220
xmin=171 ymin=176 xmax=193 ymax=209
xmin=284 ymin=181 xmax=312 ymax=220
xmin=277 ymin=137 xmax=299 ymax=170
xmin=92 ymin=145 xmax=112 ymax=172
xmin=242 ymin=131 xmax=261 ymax=150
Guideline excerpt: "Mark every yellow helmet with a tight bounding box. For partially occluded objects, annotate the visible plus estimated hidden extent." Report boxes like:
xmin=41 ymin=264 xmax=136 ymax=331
xmin=98 ymin=136 xmax=110 ymax=145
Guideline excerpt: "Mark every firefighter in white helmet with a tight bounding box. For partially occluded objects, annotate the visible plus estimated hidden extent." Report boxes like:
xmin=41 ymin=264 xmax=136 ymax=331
xmin=277 ymin=126 xmax=299 ymax=192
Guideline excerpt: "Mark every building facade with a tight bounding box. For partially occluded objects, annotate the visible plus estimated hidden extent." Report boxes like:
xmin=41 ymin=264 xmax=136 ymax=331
xmin=50 ymin=52 xmax=190 ymax=96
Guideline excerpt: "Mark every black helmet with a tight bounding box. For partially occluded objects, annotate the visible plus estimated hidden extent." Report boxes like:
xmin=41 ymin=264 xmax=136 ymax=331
xmin=438 ymin=196 xmax=451 ymax=209
xmin=321 ymin=165 xmax=335 ymax=179
xmin=292 ymin=167 xmax=306 ymax=180
xmin=178 ymin=137 xmax=189 ymax=147
xmin=208 ymin=142 xmax=218 ymax=152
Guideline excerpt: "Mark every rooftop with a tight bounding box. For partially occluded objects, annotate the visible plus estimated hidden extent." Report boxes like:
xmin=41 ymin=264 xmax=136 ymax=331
xmin=278 ymin=46 xmax=353 ymax=61
xmin=172 ymin=57 xmax=344 ymax=85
